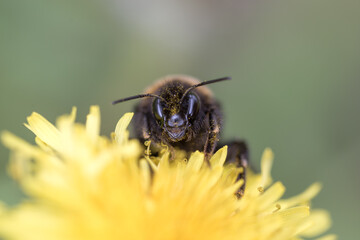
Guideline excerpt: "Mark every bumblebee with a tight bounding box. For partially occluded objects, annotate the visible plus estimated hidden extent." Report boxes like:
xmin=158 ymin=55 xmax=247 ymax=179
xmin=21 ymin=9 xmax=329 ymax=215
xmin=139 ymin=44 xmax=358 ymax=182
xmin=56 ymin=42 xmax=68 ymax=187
xmin=113 ymin=75 xmax=249 ymax=197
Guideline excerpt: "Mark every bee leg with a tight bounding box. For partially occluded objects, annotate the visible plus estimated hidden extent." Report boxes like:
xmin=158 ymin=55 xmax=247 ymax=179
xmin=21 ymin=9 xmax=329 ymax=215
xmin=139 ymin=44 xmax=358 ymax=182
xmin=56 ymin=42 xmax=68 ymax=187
xmin=204 ymin=110 xmax=220 ymax=166
xmin=139 ymin=115 xmax=164 ymax=156
xmin=162 ymin=140 xmax=176 ymax=160
xmin=140 ymin=114 xmax=151 ymax=141
xmin=221 ymin=140 xmax=249 ymax=198
xmin=140 ymin=114 xmax=164 ymax=152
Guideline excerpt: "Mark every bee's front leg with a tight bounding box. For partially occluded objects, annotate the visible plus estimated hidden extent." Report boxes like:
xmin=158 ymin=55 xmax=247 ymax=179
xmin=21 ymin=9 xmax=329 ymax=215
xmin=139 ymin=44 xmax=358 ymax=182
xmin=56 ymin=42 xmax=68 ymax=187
xmin=203 ymin=110 xmax=220 ymax=166
xmin=220 ymin=140 xmax=249 ymax=198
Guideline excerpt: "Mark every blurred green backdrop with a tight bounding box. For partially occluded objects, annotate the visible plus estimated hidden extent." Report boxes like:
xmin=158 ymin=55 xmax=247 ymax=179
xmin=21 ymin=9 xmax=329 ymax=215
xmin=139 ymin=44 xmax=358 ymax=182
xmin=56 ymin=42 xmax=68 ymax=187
xmin=1 ymin=0 xmax=359 ymax=238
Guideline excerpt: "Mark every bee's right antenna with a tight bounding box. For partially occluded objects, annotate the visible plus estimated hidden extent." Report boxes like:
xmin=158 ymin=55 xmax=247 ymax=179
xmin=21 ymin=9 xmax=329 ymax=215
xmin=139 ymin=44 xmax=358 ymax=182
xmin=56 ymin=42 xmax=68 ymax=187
xmin=112 ymin=93 xmax=166 ymax=105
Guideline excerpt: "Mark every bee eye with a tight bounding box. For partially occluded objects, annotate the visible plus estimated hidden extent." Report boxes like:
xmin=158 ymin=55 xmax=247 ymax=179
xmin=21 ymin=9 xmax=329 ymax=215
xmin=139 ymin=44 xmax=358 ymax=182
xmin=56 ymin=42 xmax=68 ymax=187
xmin=152 ymin=98 xmax=164 ymax=124
xmin=186 ymin=92 xmax=200 ymax=119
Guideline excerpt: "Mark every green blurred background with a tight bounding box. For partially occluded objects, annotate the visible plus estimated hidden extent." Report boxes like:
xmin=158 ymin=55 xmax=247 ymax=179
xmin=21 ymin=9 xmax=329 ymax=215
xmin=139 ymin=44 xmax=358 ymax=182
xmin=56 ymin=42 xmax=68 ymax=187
xmin=1 ymin=0 xmax=359 ymax=238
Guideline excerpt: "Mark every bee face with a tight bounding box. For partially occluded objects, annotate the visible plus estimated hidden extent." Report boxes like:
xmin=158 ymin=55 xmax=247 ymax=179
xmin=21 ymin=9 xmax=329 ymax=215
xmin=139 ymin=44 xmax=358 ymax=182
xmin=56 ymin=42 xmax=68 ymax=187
xmin=112 ymin=75 xmax=229 ymax=151
xmin=152 ymin=84 xmax=201 ymax=141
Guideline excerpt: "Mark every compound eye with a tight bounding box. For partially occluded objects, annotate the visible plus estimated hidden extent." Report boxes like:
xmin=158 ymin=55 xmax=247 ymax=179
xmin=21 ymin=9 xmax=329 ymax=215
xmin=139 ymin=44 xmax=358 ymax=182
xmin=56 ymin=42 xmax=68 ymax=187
xmin=152 ymin=98 xmax=164 ymax=124
xmin=186 ymin=92 xmax=200 ymax=119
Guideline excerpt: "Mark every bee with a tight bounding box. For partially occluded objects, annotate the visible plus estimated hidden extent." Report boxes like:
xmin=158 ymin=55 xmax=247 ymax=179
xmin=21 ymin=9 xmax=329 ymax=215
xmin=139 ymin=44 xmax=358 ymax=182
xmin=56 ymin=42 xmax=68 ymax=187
xmin=113 ymin=75 xmax=249 ymax=197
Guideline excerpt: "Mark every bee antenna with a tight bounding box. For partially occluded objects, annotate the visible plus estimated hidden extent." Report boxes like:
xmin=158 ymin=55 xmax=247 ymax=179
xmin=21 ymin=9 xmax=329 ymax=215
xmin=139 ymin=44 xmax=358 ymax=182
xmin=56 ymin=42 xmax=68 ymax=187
xmin=180 ymin=76 xmax=231 ymax=103
xmin=112 ymin=93 xmax=166 ymax=105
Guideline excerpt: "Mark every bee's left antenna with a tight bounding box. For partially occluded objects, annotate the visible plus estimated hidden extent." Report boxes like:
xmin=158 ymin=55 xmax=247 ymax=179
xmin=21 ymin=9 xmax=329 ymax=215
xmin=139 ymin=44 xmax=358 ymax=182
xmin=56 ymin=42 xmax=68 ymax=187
xmin=180 ymin=76 xmax=231 ymax=103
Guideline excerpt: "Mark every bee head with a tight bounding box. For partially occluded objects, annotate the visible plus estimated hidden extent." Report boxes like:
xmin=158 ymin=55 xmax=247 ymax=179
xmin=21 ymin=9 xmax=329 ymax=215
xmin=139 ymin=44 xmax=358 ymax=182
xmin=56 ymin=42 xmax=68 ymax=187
xmin=152 ymin=83 xmax=201 ymax=141
xmin=112 ymin=76 xmax=230 ymax=142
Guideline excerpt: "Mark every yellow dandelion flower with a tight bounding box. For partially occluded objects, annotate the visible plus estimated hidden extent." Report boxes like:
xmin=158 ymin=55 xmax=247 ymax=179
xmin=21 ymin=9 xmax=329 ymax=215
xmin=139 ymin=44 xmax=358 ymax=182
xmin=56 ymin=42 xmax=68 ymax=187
xmin=0 ymin=106 xmax=335 ymax=240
